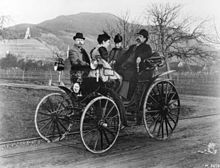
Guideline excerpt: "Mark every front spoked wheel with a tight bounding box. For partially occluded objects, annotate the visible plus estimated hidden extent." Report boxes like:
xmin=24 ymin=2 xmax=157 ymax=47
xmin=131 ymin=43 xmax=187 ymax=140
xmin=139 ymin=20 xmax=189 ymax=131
xmin=143 ymin=80 xmax=180 ymax=140
xmin=80 ymin=96 xmax=121 ymax=153
xmin=35 ymin=93 xmax=73 ymax=142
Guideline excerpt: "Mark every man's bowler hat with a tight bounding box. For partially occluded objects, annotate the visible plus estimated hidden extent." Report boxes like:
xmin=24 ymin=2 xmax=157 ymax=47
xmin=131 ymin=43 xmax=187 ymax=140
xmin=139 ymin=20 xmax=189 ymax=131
xmin=73 ymin=32 xmax=85 ymax=40
xmin=137 ymin=29 xmax=149 ymax=39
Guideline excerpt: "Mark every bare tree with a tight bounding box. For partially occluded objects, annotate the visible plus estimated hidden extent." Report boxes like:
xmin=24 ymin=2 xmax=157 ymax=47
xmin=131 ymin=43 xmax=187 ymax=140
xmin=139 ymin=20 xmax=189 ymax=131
xmin=146 ymin=3 xmax=218 ymax=72
xmin=105 ymin=11 xmax=143 ymax=48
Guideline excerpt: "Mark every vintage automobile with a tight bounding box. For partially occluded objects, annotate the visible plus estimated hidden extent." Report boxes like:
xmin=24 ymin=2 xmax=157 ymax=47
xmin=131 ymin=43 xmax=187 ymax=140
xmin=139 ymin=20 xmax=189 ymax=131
xmin=34 ymin=53 xmax=180 ymax=154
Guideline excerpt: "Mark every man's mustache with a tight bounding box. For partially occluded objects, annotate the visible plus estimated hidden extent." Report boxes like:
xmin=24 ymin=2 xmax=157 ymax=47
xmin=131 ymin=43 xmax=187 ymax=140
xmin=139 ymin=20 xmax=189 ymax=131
xmin=136 ymin=38 xmax=141 ymax=43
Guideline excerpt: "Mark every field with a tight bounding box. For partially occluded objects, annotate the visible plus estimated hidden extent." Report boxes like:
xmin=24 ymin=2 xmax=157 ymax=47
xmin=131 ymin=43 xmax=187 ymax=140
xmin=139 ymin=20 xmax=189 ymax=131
xmin=0 ymin=85 xmax=53 ymax=141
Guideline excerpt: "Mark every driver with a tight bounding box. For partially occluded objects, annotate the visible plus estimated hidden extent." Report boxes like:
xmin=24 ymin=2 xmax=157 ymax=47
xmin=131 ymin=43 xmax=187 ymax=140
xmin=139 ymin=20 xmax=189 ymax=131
xmin=118 ymin=29 xmax=153 ymax=99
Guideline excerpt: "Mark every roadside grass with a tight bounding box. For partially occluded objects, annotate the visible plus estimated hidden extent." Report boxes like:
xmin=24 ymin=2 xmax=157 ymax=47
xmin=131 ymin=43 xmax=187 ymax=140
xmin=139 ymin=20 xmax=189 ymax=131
xmin=0 ymin=86 xmax=53 ymax=142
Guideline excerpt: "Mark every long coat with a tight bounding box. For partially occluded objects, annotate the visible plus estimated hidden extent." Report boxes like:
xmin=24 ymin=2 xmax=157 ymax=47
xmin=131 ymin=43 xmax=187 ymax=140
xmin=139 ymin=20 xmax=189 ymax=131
xmin=68 ymin=44 xmax=90 ymax=70
xmin=68 ymin=44 xmax=90 ymax=82
xmin=109 ymin=47 xmax=126 ymax=69
xmin=117 ymin=42 xmax=152 ymax=81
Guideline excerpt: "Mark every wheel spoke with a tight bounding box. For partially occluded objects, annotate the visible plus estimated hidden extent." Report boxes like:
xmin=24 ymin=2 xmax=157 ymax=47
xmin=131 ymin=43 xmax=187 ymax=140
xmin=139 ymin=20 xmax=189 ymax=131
xmin=103 ymin=127 xmax=116 ymax=137
xmin=169 ymin=110 xmax=178 ymax=117
xmin=147 ymin=110 xmax=160 ymax=113
xmin=39 ymin=119 xmax=52 ymax=131
xmin=161 ymin=117 xmax=164 ymax=139
xmin=168 ymin=99 xmax=178 ymax=106
xmin=166 ymin=112 xmax=176 ymax=124
xmin=83 ymin=128 xmax=97 ymax=137
xmin=56 ymin=107 xmax=66 ymax=114
xmin=46 ymin=121 xmax=53 ymax=137
xmin=47 ymin=98 xmax=55 ymax=112
xmin=161 ymin=82 xmax=164 ymax=96
xmin=165 ymin=83 xmax=169 ymax=103
xmin=105 ymin=114 xmax=118 ymax=123
xmin=165 ymin=115 xmax=173 ymax=131
xmin=42 ymin=102 xmax=53 ymax=114
xmin=56 ymin=101 xmax=63 ymax=114
xmin=152 ymin=88 xmax=157 ymax=96
xmin=93 ymin=133 xmax=99 ymax=150
xmin=157 ymin=119 xmax=162 ymax=137
xmin=102 ymin=129 xmax=111 ymax=145
xmin=102 ymin=100 xmax=109 ymax=118
xmin=152 ymin=116 xmax=160 ymax=134
xmin=149 ymin=94 xmax=162 ymax=107
xmin=38 ymin=117 xmax=51 ymax=123
xmin=58 ymin=117 xmax=70 ymax=123
xmin=157 ymin=83 xmax=161 ymax=95
xmin=51 ymin=122 xmax=56 ymax=138
xmin=169 ymin=105 xmax=180 ymax=110
xmin=105 ymin=105 xmax=115 ymax=119
xmin=87 ymin=130 xmax=98 ymax=147
xmin=100 ymin=129 xmax=103 ymax=149
xmin=164 ymin=117 xmax=169 ymax=137
xmin=165 ymin=85 xmax=173 ymax=104
xmin=57 ymin=120 xmax=68 ymax=132
xmin=39 ymin=111 xmax=51 ymax=116
xmin=168 ymin=92 xmax=177 ymax=104
xmin=55 ymin=121 xmax=62 ymax=138
xmin=148 ymin=114 xmax=160 ymax=129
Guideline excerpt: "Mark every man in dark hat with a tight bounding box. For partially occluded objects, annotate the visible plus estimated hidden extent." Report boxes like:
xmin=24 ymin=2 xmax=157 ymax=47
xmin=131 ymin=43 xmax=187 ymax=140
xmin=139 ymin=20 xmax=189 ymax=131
xmin=109 ymin=34 xmax=126 ymax=70
xmin=68 ymin=32 xmax=90 ymax=83
xmin=118 ymin=29 xmax=153 ymax=99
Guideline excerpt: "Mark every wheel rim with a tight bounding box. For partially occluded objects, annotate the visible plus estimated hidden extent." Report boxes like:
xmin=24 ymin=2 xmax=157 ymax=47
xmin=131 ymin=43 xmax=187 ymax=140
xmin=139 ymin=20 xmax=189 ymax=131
xmin=80 ymin=96 xmax=121 ymax=153
xmin=143 ymin=81 xmax=180 ymax=140
xmin=35 ymin=93 xmax=72 ymax=142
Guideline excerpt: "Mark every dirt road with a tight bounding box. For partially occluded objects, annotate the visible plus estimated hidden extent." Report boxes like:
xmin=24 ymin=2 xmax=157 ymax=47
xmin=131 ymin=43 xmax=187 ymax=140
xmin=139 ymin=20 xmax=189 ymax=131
xmin=0 ymin=94 xmax=220 ymax=168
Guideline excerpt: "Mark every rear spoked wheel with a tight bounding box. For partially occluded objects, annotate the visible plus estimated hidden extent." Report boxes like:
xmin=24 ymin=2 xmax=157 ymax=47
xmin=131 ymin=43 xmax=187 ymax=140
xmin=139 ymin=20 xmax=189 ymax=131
xmin=35 ymin=93 xmax=73 ymax=142
xmin=143 ymin=80 xmax=180 ymax=140
xmin=80 ymin=96 xmax=121 ymax=153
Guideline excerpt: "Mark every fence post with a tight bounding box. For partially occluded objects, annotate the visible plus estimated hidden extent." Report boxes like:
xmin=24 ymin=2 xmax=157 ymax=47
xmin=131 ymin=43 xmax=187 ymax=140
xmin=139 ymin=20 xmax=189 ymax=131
xmin=22 ymin=70 xmax=25 ymax=81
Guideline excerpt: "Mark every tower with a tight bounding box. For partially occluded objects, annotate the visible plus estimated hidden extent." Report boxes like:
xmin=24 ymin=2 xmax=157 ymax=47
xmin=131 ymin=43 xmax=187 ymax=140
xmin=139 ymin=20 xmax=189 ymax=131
xmin=24 ymin=27 xmax=31 ymax=39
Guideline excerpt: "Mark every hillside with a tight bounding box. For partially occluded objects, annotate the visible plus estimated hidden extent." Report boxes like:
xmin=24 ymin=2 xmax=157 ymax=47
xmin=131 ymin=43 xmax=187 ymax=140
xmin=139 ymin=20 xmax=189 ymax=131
xmin=39 ymin=12 xmax=119 ymax=35
xmin=3 ymin=12 xmax=120 ymax=52
xmin=0 ymin=39 xmax=54 ymax=61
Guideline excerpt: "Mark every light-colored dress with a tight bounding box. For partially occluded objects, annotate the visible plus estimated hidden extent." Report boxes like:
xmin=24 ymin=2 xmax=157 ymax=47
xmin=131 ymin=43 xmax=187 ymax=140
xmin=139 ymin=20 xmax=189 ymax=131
xmin=88 ymin=47 xmax=121 ymax=82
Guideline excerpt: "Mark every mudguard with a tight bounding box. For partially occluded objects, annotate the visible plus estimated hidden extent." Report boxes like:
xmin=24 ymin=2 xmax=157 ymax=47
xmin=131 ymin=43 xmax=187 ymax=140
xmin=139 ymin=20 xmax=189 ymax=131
xmin=154 ymin=70 xmax=176 ymax=80
xmin=58 ymin=85 xmax=72 ymax=96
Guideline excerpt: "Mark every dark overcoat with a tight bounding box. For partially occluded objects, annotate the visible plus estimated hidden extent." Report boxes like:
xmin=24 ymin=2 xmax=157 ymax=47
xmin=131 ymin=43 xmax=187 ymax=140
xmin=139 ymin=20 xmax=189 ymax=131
xmin=117 ymin=42 xmax=152 ymax=81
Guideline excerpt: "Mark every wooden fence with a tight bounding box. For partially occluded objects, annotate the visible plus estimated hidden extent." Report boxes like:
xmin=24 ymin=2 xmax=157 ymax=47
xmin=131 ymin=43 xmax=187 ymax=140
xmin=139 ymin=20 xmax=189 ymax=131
xmin=0 ymin=69 xmax=219 ymax=97
xmin=172 ymin=72 xmax=220 ymax=97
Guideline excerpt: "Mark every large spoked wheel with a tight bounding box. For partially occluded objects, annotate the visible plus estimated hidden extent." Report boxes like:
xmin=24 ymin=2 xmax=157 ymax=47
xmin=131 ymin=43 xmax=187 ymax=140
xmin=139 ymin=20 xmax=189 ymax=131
xmin=80 ymin=96 xmax=121 ymax=153
xmin=143 ymin=80 xmax=180 ymax=140
xmin=35 ymin=93 xmax=73 ymax=142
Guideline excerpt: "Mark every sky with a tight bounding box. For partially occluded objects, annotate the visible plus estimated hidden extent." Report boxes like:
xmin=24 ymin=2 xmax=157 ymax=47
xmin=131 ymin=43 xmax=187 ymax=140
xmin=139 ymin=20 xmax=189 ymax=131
xmin=1 ymin=0 xmax=220 ymax=34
